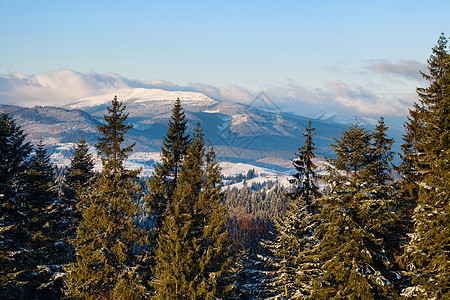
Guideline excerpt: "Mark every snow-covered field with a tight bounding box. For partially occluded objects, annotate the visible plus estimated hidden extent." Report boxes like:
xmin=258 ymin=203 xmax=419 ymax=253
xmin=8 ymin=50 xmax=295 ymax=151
xmin=49 ymin=143 xmax=295 ymax=185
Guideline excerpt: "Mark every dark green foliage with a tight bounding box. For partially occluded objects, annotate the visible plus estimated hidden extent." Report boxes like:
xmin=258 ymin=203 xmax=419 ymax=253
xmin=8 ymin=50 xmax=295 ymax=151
xmin=370 ymin=117 xmax=394 ymax=186
xmin=152 ymin=124 xmax=232 ymax=299
xmin=0 ymin=111 xmax=32 ymax=200
xmin=96 ymin=96 xmax=137 ymax=177
xmin=0 ymin=112 xmax=33 ymax=298
xmin=400 ymin=33 xmax=450 ymax=299
xmin=26 ymin=141 xmax=66 ymax=298
xmin=63 ymin=136 xmax=95 ymax=237
xmin=65 ymin=136 xmax=95 ymax=200
xmin=146 ymin=98 xmax=190 ymax=231
xmin=197 ymin=144 xmax=233 ymax=297
xmin=27 ymin=141 xmax=57 ymax=209
xmin=0 ymin=136 xmax=63 ymax=299
xmin=65 ymin=96 xmax=146 ymax=299
xmin=325 ymin=123 xmax=374 ymax=190
xmin=288 ymin=120 xmax=320 ymax=203
xmin=266 ymin=120 xmax=321 ymax=299
xmin=311 ymin=122 xmax=397 ymax=299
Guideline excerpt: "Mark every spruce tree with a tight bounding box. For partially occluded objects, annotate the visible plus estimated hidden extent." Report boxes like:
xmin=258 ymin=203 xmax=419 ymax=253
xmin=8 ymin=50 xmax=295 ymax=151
xmin=0 ymin=112 xmax=32 ymax=298
xmin=63 ymin=137 xmax=95 ymax=237
xmin=146 ymin=98 xmax=190 ymax=231
xmin=152 ymin=123 xmax=231 ymax=299
xmin=152 ymin=124 xmax=204 ymax=299
xmin=65 ymin=96 xmax=146 ymax=299
xmin=400 ymin=33 xmax=450 ymax=299
xmin=267 ymin=120 xmax=321 ymax=299
xmin=65 ymin=136 xmax=95 ymax=201
xmin=311 ymin=122 xmax=397 ymax=299
xmin=0 ymin=111 xmax=32 ymax=200
xmin=1 ymin=139 xmax=64 ymax=299
xmin=289 ymin=120 xmax=320 ymax=203
xmin=396 ymin=111 xmax=421 ymax=223
xmin=370 ymin=117 xmax=394 ymax=186
xmin=26 ymin=141 xmax=57 ymax=212
xmin=25 ymin=141 xmax=66 ymax=299
xmin=394 ymin=111 xmax=424 ymax=292
xmin=196 ymin=144 xmax=233 ymax=298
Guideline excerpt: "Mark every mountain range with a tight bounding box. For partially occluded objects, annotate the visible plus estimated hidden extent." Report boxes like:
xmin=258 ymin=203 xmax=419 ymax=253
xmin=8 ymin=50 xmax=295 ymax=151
xmin=0 ymin=88 xmax=404 ymax=177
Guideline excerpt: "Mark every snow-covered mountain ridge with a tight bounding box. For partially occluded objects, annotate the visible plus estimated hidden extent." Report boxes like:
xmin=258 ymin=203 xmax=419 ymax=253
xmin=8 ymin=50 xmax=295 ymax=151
xmin=1 ymin=87 xmax=404 ymax=181
xmin=67 ymin=88 xmax=218 ymax=110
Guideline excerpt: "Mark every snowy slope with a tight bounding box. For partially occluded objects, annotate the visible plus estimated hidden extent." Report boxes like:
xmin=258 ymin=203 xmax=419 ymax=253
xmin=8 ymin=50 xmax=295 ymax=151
xmin=66 ymin=88 xmax=218 ymax=109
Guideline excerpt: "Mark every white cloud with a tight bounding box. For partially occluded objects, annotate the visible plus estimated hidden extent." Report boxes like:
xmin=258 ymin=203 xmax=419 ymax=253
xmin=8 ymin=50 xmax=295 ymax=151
xmin=0 ymin=70 xmax=129 ymax=107
xmin=189 ymin=83 xmax=254 ymax=104
xmin=0 ymin=69 xmax=418 ymax=117
xmin=366 ymin=59 xmax=427 ymax=80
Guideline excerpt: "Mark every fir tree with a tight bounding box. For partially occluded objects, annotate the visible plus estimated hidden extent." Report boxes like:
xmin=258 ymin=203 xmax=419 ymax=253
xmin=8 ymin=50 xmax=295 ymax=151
xmin=400 ymin=33 xmax=450 ymax=299
xmin=63 ymin=137 xmax=95 ymax=237
xmin=311 ymin=122 xmax=397 ymax=299
xmin=146 ymin=98 xmax=190 ymax=231
xmin=326 ymin=123 xmax=373 ymax=190
xmin=196 ymin=144 xmax=233 ymax=298
xmin=27 ymin=141 xmax=57 ymax=209
xmin=25 ymin=141 xmax=66 ymax=299
xmin=0 ymin=112 xmax=32 ymax=298
xmin=267 ymin=120 xmax=321 ymax=299
xmin=396 ymin=111 xmax=421 ymax=220
xmin=96 ymin=97 xmax=137 ymax=178
xmin=152 ymin=124 xmax=204 ymax=299
xmin=152 ymin=124 xmax=231 ymax=299
xmin=0 ymin=111 xmax=32 ymax=200
xmin=65 ymin=136 xmax=95 ymax=201
xmin=370 ymin=117 xmax=394 ymax=186
xmin=65 ymin=96 xmax=146 ymax=299
xmin=1 ymin=139 xmax=63 ymax=299
xmin=394 ymin=111 xmax=423 ymax=291
xmin=288 ymin=120 xmax=320 ymax=203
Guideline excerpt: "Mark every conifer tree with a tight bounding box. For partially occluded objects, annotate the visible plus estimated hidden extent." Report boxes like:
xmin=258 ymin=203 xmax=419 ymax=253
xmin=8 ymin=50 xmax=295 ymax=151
xmin=60 ymin=136 xmax=96 ymax=245
xmin=396 ymin=111 xmax=421 ymax=222
xmin=0 ymin=112 xmax=33 ymax=298
xmin=146 ymin=98 xmax=190 ymax=231
xmin=27 ymin=141 xmax=57 ymax=209
xmin=196 ymin=144 xmax=233 ymax=298
xmin=400 ymin=33 xmax=450 ymax=299
xmin=152 ymin=124 xmax=231 ymax=299
xmin=25 ymin=141 xmax=66 ymax=298
xmin=370 ymin=117 xmax=394 ymax=186
xmin=289 ymin=120 xmax=320 ymax=203
xmin=267 ymin=120 xmax=321 ymax=299
xmin=0 ymin=111 xmax=32 ymax=200
xmin=58 ymin=137 xmax=96 ymax=280
xmin=65 ymin=136 xmax=95 ymax=202
xmin=65 ymin=96 xmax=146 ymax=299
xmin=1 ymin=139 xmax=64 ymax=299
xmin=152 ymin=124 xmax=204 ymax=299
xmin=311 ymin=122 xmax=397 ymax=299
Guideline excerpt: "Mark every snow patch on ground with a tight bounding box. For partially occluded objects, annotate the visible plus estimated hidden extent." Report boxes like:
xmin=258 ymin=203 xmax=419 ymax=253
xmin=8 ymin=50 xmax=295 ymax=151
xmin=219 ymin=162 xmax=276 ymax=177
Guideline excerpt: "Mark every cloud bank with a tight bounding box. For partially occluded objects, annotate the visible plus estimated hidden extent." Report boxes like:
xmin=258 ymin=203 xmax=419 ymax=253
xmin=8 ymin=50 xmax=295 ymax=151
xmin=0 ymin=69 xmax=419 ymax=117
xmin=366 ymin=59 xmax=427 ymax=81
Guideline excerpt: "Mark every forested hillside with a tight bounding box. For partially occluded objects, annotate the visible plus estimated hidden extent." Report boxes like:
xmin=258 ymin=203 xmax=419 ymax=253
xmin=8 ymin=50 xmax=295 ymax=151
xmin=0 ymin=34 xmax=448 ymax=299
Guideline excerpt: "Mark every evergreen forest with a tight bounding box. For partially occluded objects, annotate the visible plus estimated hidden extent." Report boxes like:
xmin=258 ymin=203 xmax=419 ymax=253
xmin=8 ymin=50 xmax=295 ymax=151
xmin=0 ymin=34 xmax=448 ymax=299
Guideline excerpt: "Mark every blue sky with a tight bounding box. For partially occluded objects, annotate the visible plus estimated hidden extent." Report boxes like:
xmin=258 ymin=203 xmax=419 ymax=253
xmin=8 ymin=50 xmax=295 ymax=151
xmin=1 ymin=0 xmax=449 ymax=118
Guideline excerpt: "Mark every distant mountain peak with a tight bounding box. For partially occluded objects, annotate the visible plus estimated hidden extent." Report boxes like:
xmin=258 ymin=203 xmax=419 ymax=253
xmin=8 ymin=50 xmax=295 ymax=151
xmin=66 ymin=88 xmax=218 ymax=109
